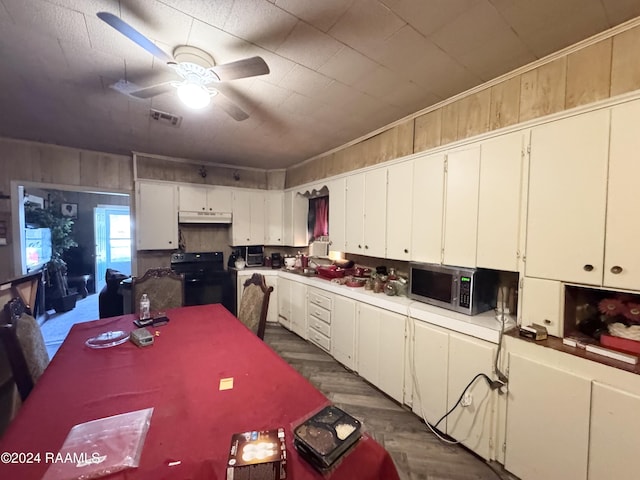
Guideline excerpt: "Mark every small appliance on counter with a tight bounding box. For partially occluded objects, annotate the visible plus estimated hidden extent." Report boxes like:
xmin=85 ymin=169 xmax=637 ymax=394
xmin=228 ymin=249 xmax=240 ymax=269
xmin=242 ymin=245 xmax=264 ymax=267
xmin=271 ymin=252 xmax=282 ymax=269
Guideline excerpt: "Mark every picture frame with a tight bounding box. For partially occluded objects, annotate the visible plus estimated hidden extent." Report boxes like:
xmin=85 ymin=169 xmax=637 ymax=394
xmin=61 ymin=203 xmax=78 ymax=219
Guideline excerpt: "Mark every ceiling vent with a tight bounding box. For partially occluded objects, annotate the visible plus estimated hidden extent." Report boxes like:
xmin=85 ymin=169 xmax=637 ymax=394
xmin=150 ymin=109 xmax=182 ymax=127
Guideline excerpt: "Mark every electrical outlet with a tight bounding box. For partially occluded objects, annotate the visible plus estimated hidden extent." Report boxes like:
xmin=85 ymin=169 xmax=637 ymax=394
xmin=461 ymin=392 xmax=473 ymax=407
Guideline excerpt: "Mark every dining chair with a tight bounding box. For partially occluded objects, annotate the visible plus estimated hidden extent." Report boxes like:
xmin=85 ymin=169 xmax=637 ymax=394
xmin=131 ymin=268 xmax=185 ymax=315
xmin=237 ymin=273 xmax=273 ymax=339
xmin=0 ymin=297 xmax=50 ymax=402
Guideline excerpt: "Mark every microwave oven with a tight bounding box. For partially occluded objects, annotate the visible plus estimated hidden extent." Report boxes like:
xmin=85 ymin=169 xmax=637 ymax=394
xmin=409 ymin=262 xmax=498 ymax=315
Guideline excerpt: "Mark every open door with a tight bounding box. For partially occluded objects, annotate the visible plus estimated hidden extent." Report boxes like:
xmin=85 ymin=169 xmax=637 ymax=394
xmin=94 ymin=206 xmax=131 ymax=293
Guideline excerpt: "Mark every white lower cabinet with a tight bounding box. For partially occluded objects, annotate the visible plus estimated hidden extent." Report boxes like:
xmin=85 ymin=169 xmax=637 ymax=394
xmin=290 ymin=281 xmax=307 ymax=339
xmin=504 ymin=353 xmax=591 ymax=480
xmin=411 ymin=321 xmax=449 ymax=426
xmin=331 ymin=295 xmax=356 ymax=370
xmin=410 ymin=317 xmax=497 ymax=460
xmin=277 ymin=277 xmax=292 ymax=330
xmin=589 ymin=382 xmax=640 ymax=480
xmin=356 ymin=303 xmax=405 ymax=403
xmin=447 ymin=333 xmax=496 ymax=460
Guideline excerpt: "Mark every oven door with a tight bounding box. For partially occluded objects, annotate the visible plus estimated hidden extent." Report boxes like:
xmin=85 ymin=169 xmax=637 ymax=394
xmin=183 ymin=275 xmax=234 ymax=313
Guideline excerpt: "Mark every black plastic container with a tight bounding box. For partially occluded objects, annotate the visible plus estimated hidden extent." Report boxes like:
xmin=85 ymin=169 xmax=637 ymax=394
xmin=293 ymin=405 xmax=362 ymax=471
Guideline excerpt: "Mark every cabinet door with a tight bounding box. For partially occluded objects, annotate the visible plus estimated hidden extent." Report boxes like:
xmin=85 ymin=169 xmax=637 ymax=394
xmin=283 ymin=191 xmax=308 ymax=247
xmin=525 ymin=110 xmax=609 ymax=285
xmin=331 ymin=295 xmax=356 ymax=370
xmin=249 ymin=191 xmax=265 ymax=245
xmin=178 ymin=185 xmax=207 ymax=211
xmin=265 ymin=191 xmax=283 ymax=245
xmin=345 ymin=173 xmax=365 ymax=254
xmin=264 ymin=276 xmax=278 ymax=323
xmin=447 ymin=333 xmax=496 ymax=460
xmin=605 ymin=100 xmax=640 ymax=289
xmin=386 ymin=161 xmax=413 ymax=260
xmin=378 ymin=309 xmax=405 ymax=403
xmin=328 ymin=178 xmax=346 ymax=252
xmin=519 ymin=277 xmax=564 ymax=337
xmin=232 ymin=190 xmax=252 ymax=246
xmin=363 ymin=168 xmax=387 ymax=258
xmin=290 ymin=281 xmax=307 ymax=339
xmin=477 ymin=132 xmax=524 ymax=271
xmin=443 ymin=145 xmax=480 ymax=267
xmin=277 ymin=277 xmax=292 ymax=330
xmin=505 ymin=354 xmax=591 ymax=480
xmin=357 ymin=302 xmax=380 ymax=383
xmin=411 ymin=153 xmax=445 ymax=263
xmin=589 ymin=382 xmax=640 ymax=480
xmin=411 ymin=320 xmax=449 ymax=426
xmin=136 ymin=182 xmax=178 ymax=250
xmin=206 ymin=188 xmax=232 ymax=212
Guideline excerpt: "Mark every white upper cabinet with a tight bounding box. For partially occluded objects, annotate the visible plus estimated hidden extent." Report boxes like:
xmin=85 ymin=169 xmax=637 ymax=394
xmin=264 ymin=190 xmax=284 ymax=245
xmin=477 ymin=132 xmax=526 ymax=272
xmin=443 ymin=145 xmax=481 ymax=268
xmin=386 ymin=161 xmax=413 ymax=260
xmin=231 ymin=190 xmax=265 ymax=246
xmin=411 ymin=152 xmax=446 ymax=264
xmin=178 ymin=185 xmax=231 ymax=212
xmin=363 ymin=169 xmax=387 ymax=258
xmin=345 ymin=173 xmax=365 ymax=254
xmin=283 ymin=190 xmax=308 ymax=247
xmin=525 ymin=109 xmax=610 ymax=285
xmin=328 ymin=178 xmax=346 ymax=253
xmin=136 ymin=181 xmax=178 ymax=250
xmin=604 ymin=100 xmax=640 ymax=290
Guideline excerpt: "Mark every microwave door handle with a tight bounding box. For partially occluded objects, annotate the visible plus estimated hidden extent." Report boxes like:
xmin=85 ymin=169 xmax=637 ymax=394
xmin=452 ymin=277 xmax=459 ymax=307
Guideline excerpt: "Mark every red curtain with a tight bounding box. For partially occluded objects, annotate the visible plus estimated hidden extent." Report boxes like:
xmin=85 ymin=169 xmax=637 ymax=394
xmin=313 ymin=196 xmax=329 ymax=238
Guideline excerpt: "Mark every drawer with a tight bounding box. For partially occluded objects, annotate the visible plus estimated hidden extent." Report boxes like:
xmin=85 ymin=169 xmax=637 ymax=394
xmin=308 ymin=303 xmax=331 ymax=324
xmin=308 ymin=290 xmax=332 ymax=310
xmin=308 ymin=329 xmax=330 ymax=352
xmin=309 ymin=316 xmax=330 ymax=337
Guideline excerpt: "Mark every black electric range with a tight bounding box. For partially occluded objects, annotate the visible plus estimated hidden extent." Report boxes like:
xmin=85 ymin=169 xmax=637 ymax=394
xmin=170 ymin=252 xmax=233 ymax=312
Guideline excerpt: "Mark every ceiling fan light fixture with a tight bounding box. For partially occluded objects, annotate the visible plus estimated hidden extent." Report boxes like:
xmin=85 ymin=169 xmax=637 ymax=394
xmin=176 ymin=82 xmax=211 ymax=109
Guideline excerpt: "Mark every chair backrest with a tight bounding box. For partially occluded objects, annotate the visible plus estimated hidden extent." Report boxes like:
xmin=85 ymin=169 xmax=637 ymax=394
xmin=237 ymin=274 xmax=273 ymax=339
xmin=0 ymin=297 xmax=50 ymax=401
xmin=132 ymin=268 xmax=184 ymax=314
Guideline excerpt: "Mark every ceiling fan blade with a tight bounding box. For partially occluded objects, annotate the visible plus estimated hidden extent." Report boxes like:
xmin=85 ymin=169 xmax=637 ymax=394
xmin=210 ymin=57 xmax=270 ymax=82
xmin=97 ymin=12 xmax=174 ymax=64
xmin=130 ymin=82 xmax=175 ymax=99
xmin=212 ymin=92 xmax=250 ymax=121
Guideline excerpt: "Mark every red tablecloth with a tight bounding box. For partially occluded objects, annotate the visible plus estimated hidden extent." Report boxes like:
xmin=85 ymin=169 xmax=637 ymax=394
xmin=0 ymin=304 xmax=399 ymax=480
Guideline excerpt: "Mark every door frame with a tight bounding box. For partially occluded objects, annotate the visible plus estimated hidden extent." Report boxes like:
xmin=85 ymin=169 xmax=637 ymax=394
xmin=10 ymin=180 xmax=133 ymax=279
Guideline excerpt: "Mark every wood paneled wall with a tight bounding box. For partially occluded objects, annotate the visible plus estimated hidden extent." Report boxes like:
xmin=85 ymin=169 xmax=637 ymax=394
xmin=286 ymin=25 xmax=640 ymax=188
xmin=0 ymin=138 xmax=132 ymax=282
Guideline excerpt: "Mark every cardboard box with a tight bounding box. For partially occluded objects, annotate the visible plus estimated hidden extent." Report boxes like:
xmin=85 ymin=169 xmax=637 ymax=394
xmin=226 ymin=428 xmax=286 ymax=480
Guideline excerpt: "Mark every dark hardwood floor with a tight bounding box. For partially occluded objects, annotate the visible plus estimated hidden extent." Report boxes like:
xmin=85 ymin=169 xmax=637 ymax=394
xmin=263 ymin=323 xmax=519 ymax=480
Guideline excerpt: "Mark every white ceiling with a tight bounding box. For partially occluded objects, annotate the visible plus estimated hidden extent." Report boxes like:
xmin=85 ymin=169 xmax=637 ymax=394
xmin=0 ymin=0 xmax=639 ymax=170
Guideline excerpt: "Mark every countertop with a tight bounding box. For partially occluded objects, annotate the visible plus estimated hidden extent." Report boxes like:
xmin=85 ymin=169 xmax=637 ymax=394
xmin=236 ymin=267 xmax=515 ymax=344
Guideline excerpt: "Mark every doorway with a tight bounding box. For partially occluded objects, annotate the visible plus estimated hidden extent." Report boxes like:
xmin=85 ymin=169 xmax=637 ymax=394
xmin=94 ymin=206 xmax=132 ymax=293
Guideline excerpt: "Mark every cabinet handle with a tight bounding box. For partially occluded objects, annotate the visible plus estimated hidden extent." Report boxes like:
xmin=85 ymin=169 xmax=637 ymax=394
xmin=583 ymin=264 xmax=594 ymax=272
xmin=168 ymin=241 xmax=172 ymax=244
xmin=544 ymin=319 xmax=552 ymax=325
xmin=201 ymin=207 xmax=205 ymax=211
xmin=365 ymin=245 xmax=369 ymax=249
xmin=358 ymin=244 xmax=362 ymax=249
xmin=404 ymin=248 xmax=409 ymax=254
xmin=610 ymin=265 xmax=623 ymax=274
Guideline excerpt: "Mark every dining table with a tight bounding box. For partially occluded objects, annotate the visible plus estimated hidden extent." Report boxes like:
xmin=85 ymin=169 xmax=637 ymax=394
xmin=0 ymin=304 xmax=400 ymax=480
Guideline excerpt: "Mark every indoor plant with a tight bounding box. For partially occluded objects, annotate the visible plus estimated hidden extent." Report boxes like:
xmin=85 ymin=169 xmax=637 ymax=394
xmin=25 ymin=199 xmax=78 ymax=312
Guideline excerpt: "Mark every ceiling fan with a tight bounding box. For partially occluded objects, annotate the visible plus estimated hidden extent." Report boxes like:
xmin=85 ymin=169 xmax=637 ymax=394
xmin=97 ymin=12 xmax=270 ymax=120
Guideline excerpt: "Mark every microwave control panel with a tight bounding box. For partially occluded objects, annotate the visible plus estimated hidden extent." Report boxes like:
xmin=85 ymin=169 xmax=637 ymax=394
xmin=459 ymin=276 xmax=471 ymax=308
